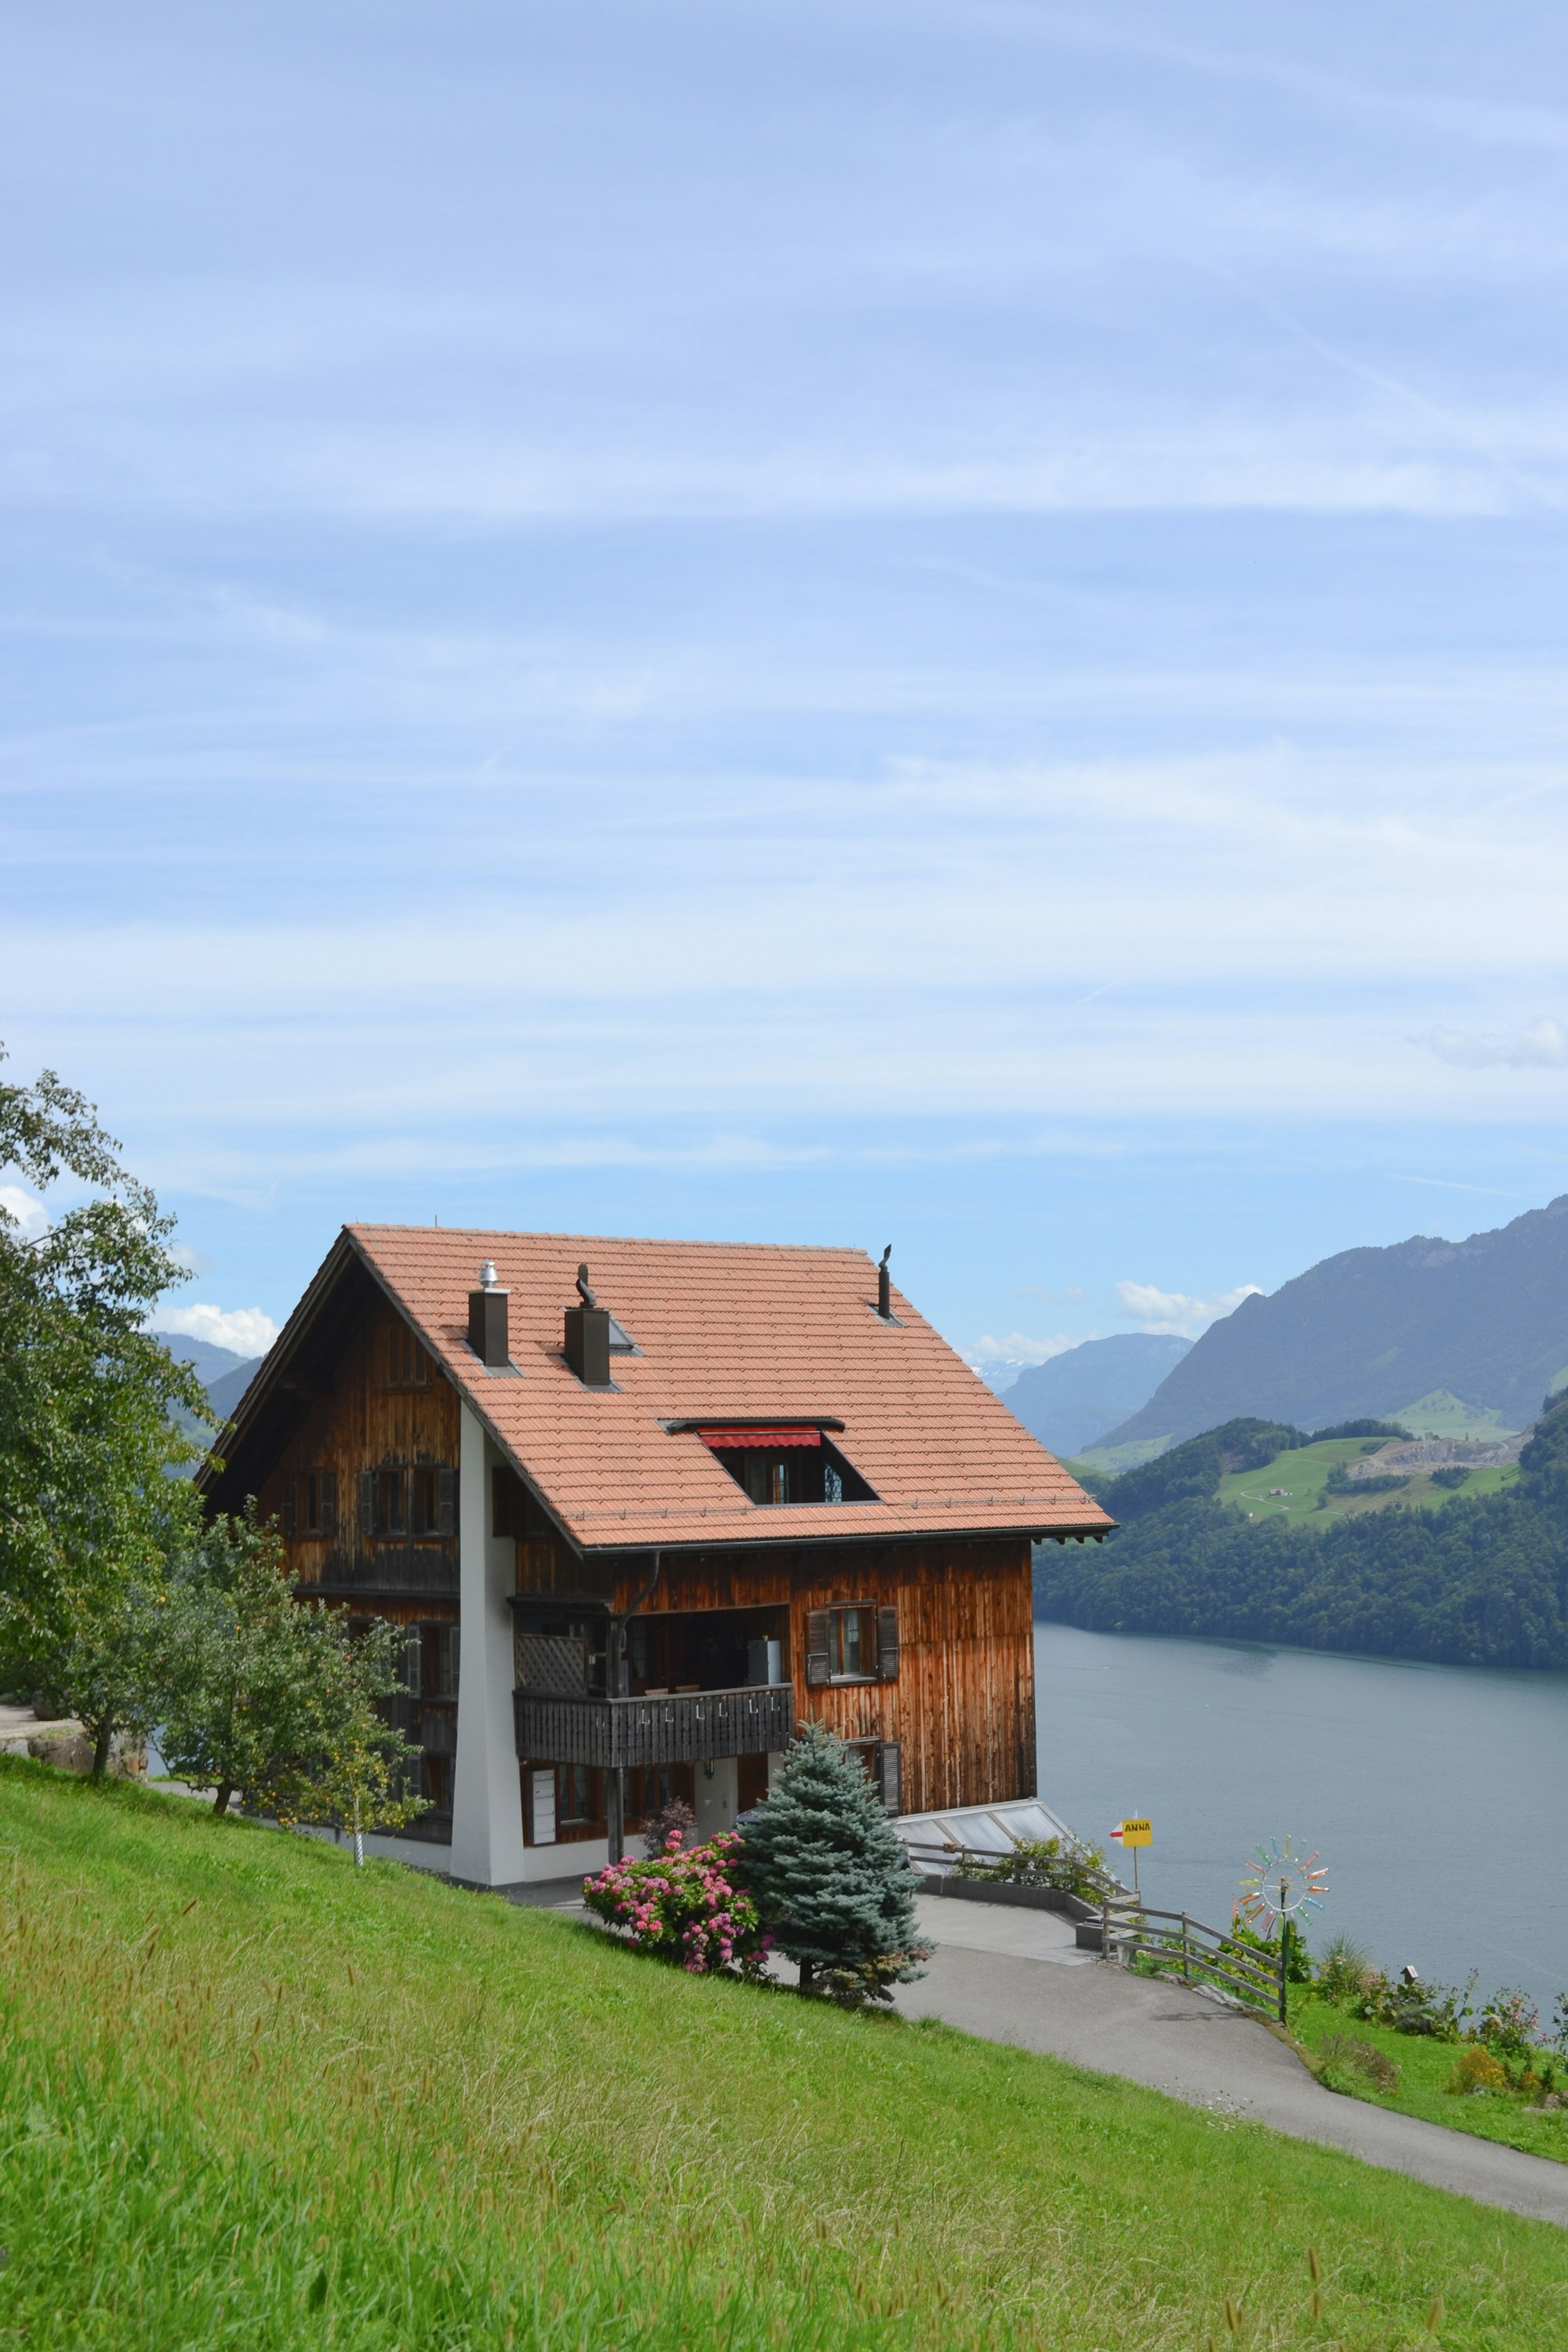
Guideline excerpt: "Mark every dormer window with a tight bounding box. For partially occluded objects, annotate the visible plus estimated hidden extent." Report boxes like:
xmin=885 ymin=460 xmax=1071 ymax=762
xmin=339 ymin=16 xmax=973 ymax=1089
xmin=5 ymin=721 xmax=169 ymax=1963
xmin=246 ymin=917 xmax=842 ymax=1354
xmin=692 ymin=1424 xmax=877 ymax=1505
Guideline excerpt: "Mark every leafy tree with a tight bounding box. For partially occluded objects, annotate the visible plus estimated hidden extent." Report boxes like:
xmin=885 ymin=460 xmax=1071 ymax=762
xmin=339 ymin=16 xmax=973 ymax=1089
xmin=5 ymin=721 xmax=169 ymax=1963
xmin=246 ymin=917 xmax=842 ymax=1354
xmin=159 ymin=1512 xmax=427 ymax=1835
xmin=288 ymin=1615 xmax=432 ymax=1860
xmin=737 ymin=1722 xmax=927 ymax=2002
xmin=0 ymin=1049 xmax=209 ymax=1757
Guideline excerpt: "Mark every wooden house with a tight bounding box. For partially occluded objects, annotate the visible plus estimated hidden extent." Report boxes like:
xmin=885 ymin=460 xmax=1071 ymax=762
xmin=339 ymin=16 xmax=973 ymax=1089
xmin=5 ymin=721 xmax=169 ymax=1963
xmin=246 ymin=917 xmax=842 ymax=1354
xmin=198 ymin=1227 xmax=1112 ymax=1886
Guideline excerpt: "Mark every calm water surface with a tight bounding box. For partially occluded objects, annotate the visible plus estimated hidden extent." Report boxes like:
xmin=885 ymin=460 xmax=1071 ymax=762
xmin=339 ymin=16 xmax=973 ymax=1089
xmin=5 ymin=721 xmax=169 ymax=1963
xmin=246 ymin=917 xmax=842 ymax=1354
xmin=1035 ymin=1620 xmax=1568 ymax=2016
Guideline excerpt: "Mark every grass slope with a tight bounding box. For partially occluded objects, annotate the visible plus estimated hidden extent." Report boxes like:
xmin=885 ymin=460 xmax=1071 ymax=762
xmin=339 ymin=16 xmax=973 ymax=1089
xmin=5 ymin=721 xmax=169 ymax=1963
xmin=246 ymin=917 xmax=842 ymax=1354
xmin=1290 ymin=1996 xmax=1568 ymax=2170
xmin=4 ymin=1766 xmax=1567 ymax=2348
xmin=1218 ymin=1438 xmax=1521 ymax=1529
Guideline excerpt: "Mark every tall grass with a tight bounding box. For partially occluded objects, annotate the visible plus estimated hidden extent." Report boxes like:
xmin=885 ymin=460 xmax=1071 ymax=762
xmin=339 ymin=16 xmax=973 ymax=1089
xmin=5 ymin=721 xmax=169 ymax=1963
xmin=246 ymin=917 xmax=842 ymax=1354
xmin=1 ymin=1759 xmax=1565 ymax=2348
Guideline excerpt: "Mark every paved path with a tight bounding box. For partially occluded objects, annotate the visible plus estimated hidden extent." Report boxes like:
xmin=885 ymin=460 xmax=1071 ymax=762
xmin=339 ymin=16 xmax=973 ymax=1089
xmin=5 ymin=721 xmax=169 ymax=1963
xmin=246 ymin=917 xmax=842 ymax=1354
xmin=898 ymin=1895 xmax=1568 ymax=2227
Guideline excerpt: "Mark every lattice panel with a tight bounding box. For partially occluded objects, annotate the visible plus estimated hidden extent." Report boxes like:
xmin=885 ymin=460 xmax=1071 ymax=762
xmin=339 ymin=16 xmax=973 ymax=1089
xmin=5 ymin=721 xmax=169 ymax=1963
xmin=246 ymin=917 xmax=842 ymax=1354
xmin=515 ymin=1632 xmax=589 ymax=1696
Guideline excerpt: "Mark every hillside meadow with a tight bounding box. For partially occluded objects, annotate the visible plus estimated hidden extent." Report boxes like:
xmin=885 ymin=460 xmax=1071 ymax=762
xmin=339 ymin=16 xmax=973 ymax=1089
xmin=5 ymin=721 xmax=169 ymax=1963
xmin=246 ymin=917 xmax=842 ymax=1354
xmin=2 ymin=1766 xmax=1567 ymax=2348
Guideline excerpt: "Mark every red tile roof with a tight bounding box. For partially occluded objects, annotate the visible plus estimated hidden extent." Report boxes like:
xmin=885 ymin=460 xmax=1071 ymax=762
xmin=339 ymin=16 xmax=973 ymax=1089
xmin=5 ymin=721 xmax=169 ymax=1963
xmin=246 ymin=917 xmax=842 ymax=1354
xmin=336 ymin=1225 xmax=1112 ymax=1555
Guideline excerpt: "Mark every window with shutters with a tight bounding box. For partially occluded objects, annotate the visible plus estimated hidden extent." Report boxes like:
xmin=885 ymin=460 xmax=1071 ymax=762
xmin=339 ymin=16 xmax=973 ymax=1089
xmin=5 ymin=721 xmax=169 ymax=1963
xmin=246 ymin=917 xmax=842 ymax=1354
xmin=806 ymin=1603 xmax=898 ymax=1686
xmin=288 ymin=1469 xmax=336 ymax=1538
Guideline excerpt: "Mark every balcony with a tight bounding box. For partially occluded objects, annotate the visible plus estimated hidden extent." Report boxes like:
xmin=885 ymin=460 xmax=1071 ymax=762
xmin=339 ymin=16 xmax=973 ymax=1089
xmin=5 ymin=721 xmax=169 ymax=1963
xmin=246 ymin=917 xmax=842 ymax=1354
xmin=514 ymin=1683 xmax=794 ymax=1770
xmin=297 ymin=1551 xmax=459 ymax=1598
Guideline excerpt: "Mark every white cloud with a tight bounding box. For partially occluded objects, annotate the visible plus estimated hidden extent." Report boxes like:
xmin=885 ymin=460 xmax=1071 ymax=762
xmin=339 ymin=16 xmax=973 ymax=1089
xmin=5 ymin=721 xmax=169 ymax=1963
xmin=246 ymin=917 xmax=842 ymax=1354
xmin=1115 ymin=1280 xmax=1263 ymax=1337
xmin=967 ymin=1330 xmax=1086 ymax=1366
xmin=154 ymin=1303 xmax=279 ymax=1357
xmin=0 ymin=1184 xmax=49 ymax=1240
xmin=1428 ymin=1019 xmax=1568 ymax=1070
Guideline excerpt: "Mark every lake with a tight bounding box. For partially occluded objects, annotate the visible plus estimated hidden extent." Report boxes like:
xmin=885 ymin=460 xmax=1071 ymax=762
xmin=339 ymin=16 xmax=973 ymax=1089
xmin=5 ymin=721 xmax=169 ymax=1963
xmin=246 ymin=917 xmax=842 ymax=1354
xmin=1035 ymin=1619 xmax=1568 ymax=2020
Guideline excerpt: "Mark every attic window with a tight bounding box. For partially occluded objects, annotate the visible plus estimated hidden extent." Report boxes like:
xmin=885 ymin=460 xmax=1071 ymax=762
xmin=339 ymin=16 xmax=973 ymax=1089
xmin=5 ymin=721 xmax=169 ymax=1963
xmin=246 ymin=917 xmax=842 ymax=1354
xmin=388 ymin=1327 xmax=429 ymax=1387
xmin=697 ymin=1426 xmax=877 ymax=1506
xmin=607 ymin=1314 xmax=638 ymax=1355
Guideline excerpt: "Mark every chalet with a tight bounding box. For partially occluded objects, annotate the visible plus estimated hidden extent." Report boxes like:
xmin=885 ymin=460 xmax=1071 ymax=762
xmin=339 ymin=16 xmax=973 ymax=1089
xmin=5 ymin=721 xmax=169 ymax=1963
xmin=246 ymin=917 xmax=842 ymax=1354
xmin=198 ymin=1227 xmax=1112 ymax=1886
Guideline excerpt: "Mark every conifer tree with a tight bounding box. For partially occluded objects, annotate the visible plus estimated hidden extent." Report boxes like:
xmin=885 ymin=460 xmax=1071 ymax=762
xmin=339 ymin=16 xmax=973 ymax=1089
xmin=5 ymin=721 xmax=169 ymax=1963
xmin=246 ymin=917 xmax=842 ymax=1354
xmin=738 ymin=1720 xmax=927 ymax=2001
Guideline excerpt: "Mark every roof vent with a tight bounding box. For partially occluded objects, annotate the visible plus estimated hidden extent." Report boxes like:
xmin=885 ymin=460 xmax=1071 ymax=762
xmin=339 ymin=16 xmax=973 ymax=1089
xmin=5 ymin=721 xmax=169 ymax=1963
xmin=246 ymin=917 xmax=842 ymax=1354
xmin=877 ymin=1243 xmax=893 ymax=1320
xmin=564 ymin=1261 xmax=612 ymax=1387
xmin=469 ymin=1263 xmax=510 ymax=1368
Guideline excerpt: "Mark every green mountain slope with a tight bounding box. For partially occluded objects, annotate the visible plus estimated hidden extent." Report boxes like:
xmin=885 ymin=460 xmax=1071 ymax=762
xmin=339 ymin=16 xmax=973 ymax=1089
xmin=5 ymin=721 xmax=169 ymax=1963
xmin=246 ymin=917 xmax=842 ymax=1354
xmin=1037 ymin=1402 xmax=1566 ymax=1668
xmin=1102 ymin=1193 xmax=1568 ymax=1450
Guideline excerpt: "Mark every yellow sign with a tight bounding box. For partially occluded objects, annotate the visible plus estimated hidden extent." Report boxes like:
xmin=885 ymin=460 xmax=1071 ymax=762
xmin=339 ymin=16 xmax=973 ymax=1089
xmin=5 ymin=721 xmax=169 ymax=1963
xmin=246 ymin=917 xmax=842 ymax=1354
xmin=1117 ymin=1818 xmax=1152 ymax=1847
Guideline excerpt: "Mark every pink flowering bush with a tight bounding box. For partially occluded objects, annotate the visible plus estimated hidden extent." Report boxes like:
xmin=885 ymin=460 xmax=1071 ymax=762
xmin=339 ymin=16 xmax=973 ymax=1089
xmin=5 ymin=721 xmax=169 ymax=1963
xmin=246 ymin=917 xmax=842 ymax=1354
xmin=583 ymin=1830 xmax=771 ymax=1977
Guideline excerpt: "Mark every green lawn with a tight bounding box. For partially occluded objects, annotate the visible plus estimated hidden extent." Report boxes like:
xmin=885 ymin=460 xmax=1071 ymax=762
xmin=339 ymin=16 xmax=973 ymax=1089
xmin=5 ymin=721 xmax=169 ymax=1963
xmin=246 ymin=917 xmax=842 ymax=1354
xmin=1218 ymin=1439 xmax=1521 ymax=1528
xmin=3 ymin=1762 xmax=1567 ymax=2349
xmin=1291 ymin=1994 xmax=1568 ymax=2167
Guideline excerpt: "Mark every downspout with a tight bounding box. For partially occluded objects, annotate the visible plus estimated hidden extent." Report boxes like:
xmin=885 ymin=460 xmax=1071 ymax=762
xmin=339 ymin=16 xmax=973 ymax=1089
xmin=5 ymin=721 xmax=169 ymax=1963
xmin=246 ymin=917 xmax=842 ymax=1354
xmin=604 ymin=1550 xmax=662 ymax=1864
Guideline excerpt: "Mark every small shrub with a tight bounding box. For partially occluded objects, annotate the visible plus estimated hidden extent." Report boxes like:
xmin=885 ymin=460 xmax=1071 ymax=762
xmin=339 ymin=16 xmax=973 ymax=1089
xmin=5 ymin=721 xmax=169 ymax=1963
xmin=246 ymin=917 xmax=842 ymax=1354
xmin=954 ymin=1835 xmax=1108 ymax=1900
xmin=1447 ymin=2046 xmax=1508 ymax=2096
xmin=1352 ymin=1968 xmax=1474 ymax=2041
xmin=583 ymin=1831 xmax=771 ymax=1976
xmin=1478 ymin=1986 xmax=1540 ymax=2059
xmin=1315 ymin=1932 xmax=1373 ymax=2003
xmin=1317 ymin=2034 xmax=1399 ymax=2092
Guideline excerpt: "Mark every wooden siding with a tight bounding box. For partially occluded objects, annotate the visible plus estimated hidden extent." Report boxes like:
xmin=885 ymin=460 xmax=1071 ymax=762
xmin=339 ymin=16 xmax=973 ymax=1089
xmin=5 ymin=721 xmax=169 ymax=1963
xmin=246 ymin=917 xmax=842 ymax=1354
xmin=590 ymin=1537 xmax=1035 ymax=1817
xmin=255 ymin=1301 xmax=462 ymax=1608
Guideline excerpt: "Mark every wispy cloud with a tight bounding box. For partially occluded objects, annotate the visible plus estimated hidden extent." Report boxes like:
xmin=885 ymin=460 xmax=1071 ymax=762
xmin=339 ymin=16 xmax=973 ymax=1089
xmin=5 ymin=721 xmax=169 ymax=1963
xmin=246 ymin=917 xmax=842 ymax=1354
xmin=1115 ymin=1279 xmax=1262 ymax=1337
xmin=0 ymin=1183 xmax=49 ymax=1240
xmin=967 ymin=1330 xmax=1087 ymax=1366
xmin=1428 ymin=1020 xmax=1568 ymax=1070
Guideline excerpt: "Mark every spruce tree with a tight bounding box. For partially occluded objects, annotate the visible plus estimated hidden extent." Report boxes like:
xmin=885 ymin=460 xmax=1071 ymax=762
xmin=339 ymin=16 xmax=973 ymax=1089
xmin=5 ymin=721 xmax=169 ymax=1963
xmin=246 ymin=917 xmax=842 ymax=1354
xmin=738 ymin=1720 xmax=927 ymax=2001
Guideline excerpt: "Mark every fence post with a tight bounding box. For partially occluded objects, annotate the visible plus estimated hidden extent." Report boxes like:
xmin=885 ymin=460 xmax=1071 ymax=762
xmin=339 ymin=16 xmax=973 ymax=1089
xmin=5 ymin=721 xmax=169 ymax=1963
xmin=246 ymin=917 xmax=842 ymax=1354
xmin=1181 ymin=1911 xmax=1190 ymax=1984
xmin=1277 ymin=1922 xmax=1289 ymax=2024
xmin=1101 ymin=1890 xmax=1111 ymax=1964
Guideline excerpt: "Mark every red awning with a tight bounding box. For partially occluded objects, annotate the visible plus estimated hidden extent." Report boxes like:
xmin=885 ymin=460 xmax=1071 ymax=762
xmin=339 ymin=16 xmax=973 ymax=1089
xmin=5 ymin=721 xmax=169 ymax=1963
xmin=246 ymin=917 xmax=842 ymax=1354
xmin=696 ymin=1425 xmax=823 ymax=1449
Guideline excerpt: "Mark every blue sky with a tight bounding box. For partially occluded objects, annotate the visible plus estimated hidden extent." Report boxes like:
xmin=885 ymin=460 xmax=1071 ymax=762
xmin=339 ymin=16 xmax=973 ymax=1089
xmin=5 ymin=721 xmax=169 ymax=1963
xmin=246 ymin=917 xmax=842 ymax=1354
xmin=4 ymin=1 xmax=1568 ymax=1373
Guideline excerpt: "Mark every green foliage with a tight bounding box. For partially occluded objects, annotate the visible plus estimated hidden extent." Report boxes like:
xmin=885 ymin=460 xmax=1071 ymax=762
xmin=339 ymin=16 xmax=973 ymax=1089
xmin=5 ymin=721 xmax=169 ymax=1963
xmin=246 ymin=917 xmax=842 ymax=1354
xmin=738 ymin=1721 xmax=927 ymax=2000
xmin=1317 ymin=2033 xmax=1400 ymax=2095
xmin=157 ymin=1512 xmax=426 ymax=1831
xmin=0 ymin=1051 xmax=208 ymax=1704
xmin=1315 ymin=1931 xmax=1375 ymax=2003
xmin=582 ymin=1831 xmax=771 ymax=1976
xmin=1038 ymin=1393 xmax=1568 ymax=1668
xmin=1323 ymin=1463 xmax=1408 ymax=1497
xmin=1309 ymin=1421 xmax=1413 ymax=1443
xmin=953 ymin=1835 xmax=1109 ymax=1899
xmin=1430 ymin=1465 xmax=1472 ymax=1490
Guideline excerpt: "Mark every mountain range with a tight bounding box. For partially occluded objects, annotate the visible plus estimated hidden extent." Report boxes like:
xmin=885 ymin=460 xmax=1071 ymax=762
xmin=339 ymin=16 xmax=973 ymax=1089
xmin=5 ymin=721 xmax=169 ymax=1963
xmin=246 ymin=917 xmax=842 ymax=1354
xmin=153 ymin=1333 xmax=266 ymax=1428
xmin=1000 ymin=1333 xmax=1191 ymax=1457
xmin=1101 ymin=1193 xmax=1568 ymax=1454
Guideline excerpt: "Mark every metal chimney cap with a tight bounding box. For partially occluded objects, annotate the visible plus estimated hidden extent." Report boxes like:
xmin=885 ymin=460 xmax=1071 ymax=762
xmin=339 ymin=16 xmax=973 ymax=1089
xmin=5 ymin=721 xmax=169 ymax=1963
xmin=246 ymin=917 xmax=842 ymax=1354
xmin=479 ymin=1260 xmax=499 ymax=1289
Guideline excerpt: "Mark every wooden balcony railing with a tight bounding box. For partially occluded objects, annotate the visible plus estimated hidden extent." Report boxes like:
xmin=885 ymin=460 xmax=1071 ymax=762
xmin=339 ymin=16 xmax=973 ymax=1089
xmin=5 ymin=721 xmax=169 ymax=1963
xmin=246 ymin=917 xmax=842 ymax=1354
xmin=296 ymin=1552 xmax=459 ymax=1598
xmin=514 ymin=1683 xmax=795 ymax=1770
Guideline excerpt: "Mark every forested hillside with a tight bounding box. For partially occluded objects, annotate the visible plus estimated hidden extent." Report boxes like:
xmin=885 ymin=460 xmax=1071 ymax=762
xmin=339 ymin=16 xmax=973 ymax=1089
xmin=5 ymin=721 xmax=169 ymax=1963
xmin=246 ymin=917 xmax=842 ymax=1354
xmin=1101 ymin=1192 xmax=1568 ymax=1450
xmin=1037 ymin=1397 xmax=1568 ymax=1668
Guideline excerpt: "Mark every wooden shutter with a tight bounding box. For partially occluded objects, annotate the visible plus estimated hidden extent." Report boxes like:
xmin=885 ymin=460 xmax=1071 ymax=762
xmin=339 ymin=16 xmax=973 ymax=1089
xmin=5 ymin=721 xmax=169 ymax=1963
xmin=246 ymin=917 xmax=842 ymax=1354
xmin=877 ymin=1606 xmax=900 ymax=1682
xmin=358 ymin=1468 xmax=376 ymax=1540
xmin=804 ymin=1610 xmax=830 ymax=1687
xmin=282 ymin=1479 xmax=297 ymax=1537
xmin=319 ymin=1471 xmax=337 ymax=1538
xmin=438 ymin=1467 xmax=457 ymax=1536
xmin=879 ymin=1741 xmax=902 ymax=1817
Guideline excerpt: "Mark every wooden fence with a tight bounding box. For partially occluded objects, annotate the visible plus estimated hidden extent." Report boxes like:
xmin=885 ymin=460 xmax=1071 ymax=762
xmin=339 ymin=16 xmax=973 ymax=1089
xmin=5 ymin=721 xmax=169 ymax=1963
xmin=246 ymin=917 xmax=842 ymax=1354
xmin=1096 ymin=1897 xmax=1284 ymax=2020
